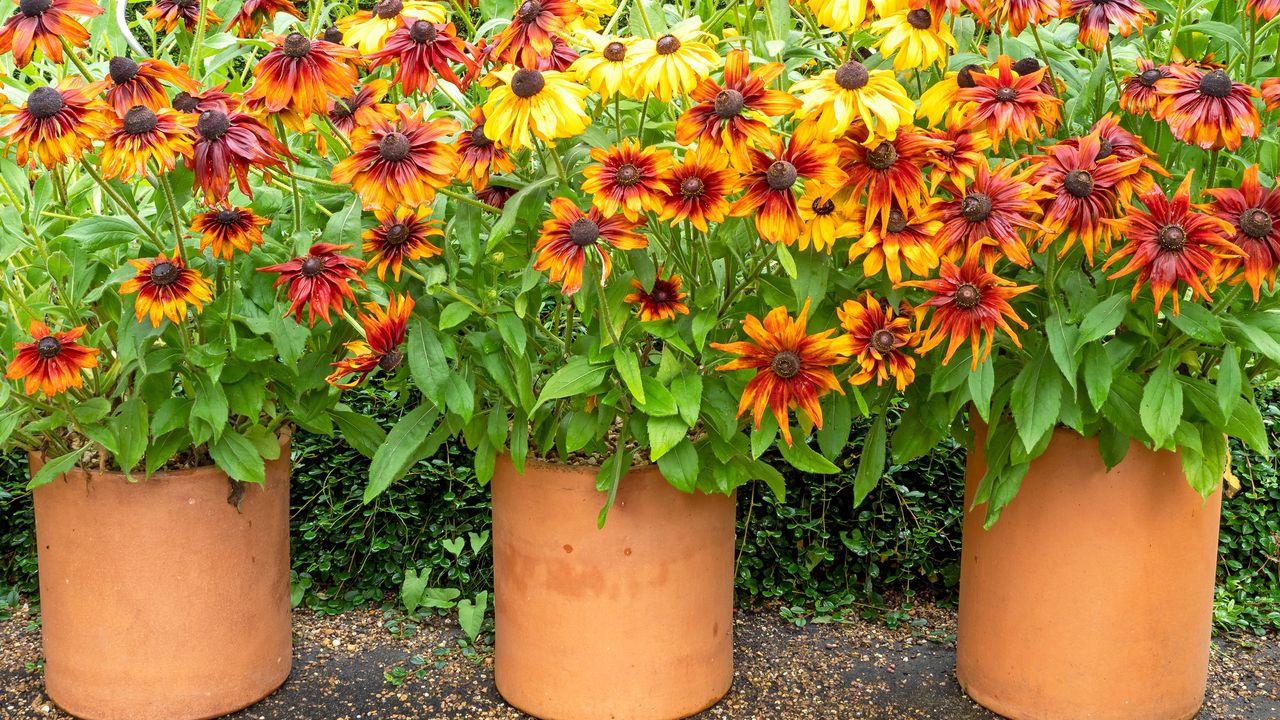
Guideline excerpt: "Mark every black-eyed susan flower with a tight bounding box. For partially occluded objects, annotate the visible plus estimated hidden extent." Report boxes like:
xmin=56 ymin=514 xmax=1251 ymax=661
xmin=326 ymin=294 xmax=415 ymax=389
xmin=0 ymin=79 xmax=110 ymax=167
xmin=246 ymin=32 xmax=361 ymax=118
xmin=100 ymin=105 xmax=195 ymax=181
xmin=533 ymin=197 xmax=647 ymax=295
xmin=710 ymin=299 xmax=853 ymax=446
xmin=331 ymin=105 xmax=460 ymax=211
xmin=455 ymin=107 xmax=513 ymax=190
xmin=5 ymin=321 xmax=98 ymax=397
xmin=932 ymin=160 xmax=1047 ymax=268
xmin=847 ymin=203 xmax=941 ymax=283
xmin=1074 ymin=113 xmax=1166 ymax=200
xmin=568 ymin=0 xmax=613 ymax=31
xmin=1104 ymin=175 xmax=1242 ymax=315
xmin=624 ymin=269 xmax=689 ymax=321
xmin=837 ymin=124 xmax=950 ymax=233
xmin=1248 ymin=0 xmax=1280 ymax=20
xmin=0 ymin=0 xmax=100 ymax=67
xmin=570 ymin=32 xmax=639 ymax=99
xmin=367 ymin=19 xmax=471 ymax=95
xmin=327 ymin=79 xmax=396 ymax=136
xmin=535 ymin=35 xmax=579 ymax=72
xmin=789 ymin=59 xmax=914 ymax=143
xmin=1204 ymin=165 xmax=1280 ymax=301
xmin=1067 ymin=0 xmax=1153 ymax=52
xmin=730 ymin=125 xmax=845 ymax=246
xmin=144 ymin=0 xmax=220 ymax=33
xmin=870 ymin=0 xmax=956 ymax=72
xmin=337 ymin=0 xmax=446 ymax=54
xmin=796 ymin=187 xmax=859 ymax=253
xmin=803 ymin=0 xmax=873 ymax=32
xmin=363 ymin=205 xmax=444 ymax=281
xmin=120 ymin=251 xmax=214 ymax=327
xmin=105 ymin=56 xmax=199 ymax=114
xmin=654 ymin=145 xmax=739 ymax=232
xmin=581 ymin=140 xmax=672 ymax=221
xmin=1033 ymin=132 xmax=1143 ymax=264
xmin=480 ymin=67 xmax=591 ymax=152
xmin=1261 ymin=76 xmax=1280 ymax=114
xmin=994 ymin=0 xmax=1064 ymax=36
xmin=837 ymin=293 xmax=920 ymax=391
xmin=898 ymin=246 xmax=1035 ymax=368
xmin=190 ymin=206 xmax=270 ymax=260
xmin=190 ymin=106 xmax=292 ymax=203
xmin=229 ymin=0 xmax=302 ymax=37
xmin=491 ymin=0 xmax=582 ymax=67
xmin=1155 ymin=64 xmax=1261 ymax=151
xmin=258 ymin=243 xmax=368 ymax=326
xmin=477 ymin=184 xmax=516 ymax=209
xmin=922 ymin=127 xmax=990 ymax=193
xmin=630 ymin=19 xmax=721 ymax=102
xmin=170 ymin=84 xmax=235 ymax=114
xmin=953 ymin=55 xmax=1060 ymax=149
xmin=675 ymin=48 xmax=800 ymax=170
xmin=1120 ymin=59 xmax=1169 ymax=118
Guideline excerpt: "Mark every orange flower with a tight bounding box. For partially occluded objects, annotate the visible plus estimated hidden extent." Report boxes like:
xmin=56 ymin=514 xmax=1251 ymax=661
xmin=0 ymin=79 xmax=110 ymax=167
xmin=327 ymin=79 xmax=396 ymax=136
xmin=0 ymin=0 xmax=101 ymax=68
xmin=144 ymin=0 xmax=220 ymax=33
xmin=100 ymin=105 xmax=196 ymax=181
xmin=1103 ymin=176 xmax=1242 ymax=315
xmin=730 ymin=126 xmax=845 ymax=246
xmin=581 ymin=140 xmax=673 ymax=221
xmin=190 ymin=207 xmax=270 ymax=260
xmin=996 ymin=0 xmax=1063 ymax=36
xmin=1262 ymin=77 xmax=1280 ymax=113
xmin=491 ymin=0 xmax=582 ymax=68
xmin=454 ymin=107 xmax=513 ymax=190
xmin=837 ymin=293 xmax=919 ymax=391
xmin=932 ymin=161 xmax=1046 ymax=268
xmin=1120 ymin=59 xmax=1169 ymax=118
xmin=190 ymin=106 xmax=292 ymax=203
xmin=1204 ymin=165 xmax=1280 ymax=301
xmin=1155 ymin=65 xmax=1260 ymax=151
xmin=710 ymin=300 xmax=852 ymax=446
xmin=367 ymin=19 xmax=472 ymax=95
xmin=5 ymin=321 xmax=98 ymax=397
xmin=326 ymin=294 xmax=415 ymax=390
xmin=922 ymin=127 xmax=990 ymax=193
xmin=898 ymin=246 xmax=1035 ymax=368
xmin=1032 ymin=131 xmax=1142 ymax=264
xmin=119 ymin=251 xmax=214 ymax=327
xmin=953 ymin=55 xmax=1060 ymax=149
xmin=1067 ymin=0 xmax=1153 ymax=51
xmin=105 ymin=57 xmax=199 ymax=114
xmin=533 ymin=197 xmax=646 ymax=296
xmin=674 ymin=48 xmax=800 ymax=170
xmin=654 ymin=145 xmax=739 ymax=232
xmin=624 ymin=269 xmax=690 ymax=322
xmin=245 ymin=33 xmax=360 ymax=118
xmin=837 ymin=123 xmax=949 ymax=232
xmin=258 ymin=243 xmax=368 ymax=326
xmin=331 ymin=105 xmax=460 ymax=211
xmin=1247 ymin=0 xmax=1280 ymax=20
xmin=847 ymin=203 xmax=941 ymax=283
xmin=1072 ymin=114 xmax=1167 ymax=200
xmin=229 ymin=0 xmax=302 ymax=37
xmin=363 ymin=205 xmax=444 ymax=281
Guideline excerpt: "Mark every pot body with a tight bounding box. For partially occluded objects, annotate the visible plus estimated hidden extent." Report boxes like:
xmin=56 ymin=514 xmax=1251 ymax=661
xmin=491 ymin=455 xmax=735 ymax=720
xmin=31 ymin=444 xmax=293 ymax=720
xmin=956 ymin=427 xmax=1222 ymax=720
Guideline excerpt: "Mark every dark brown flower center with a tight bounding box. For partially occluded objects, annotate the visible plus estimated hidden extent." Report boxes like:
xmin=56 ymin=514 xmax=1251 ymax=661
xmin=655 ymin=34 xmax=681 ymax=55
xmin=866 ymin=142 xmax=898 ymax=170
xmin=150 ymin=261 xmax=180 ymax=286
xmin=1157 ymin=224 xmax=1186 ymax=251
xmin=1139 ymin=68 xmax=1162 ymax=87
xmin=615 ymin=163 xmax=640 ymax=186
xmin=385 ymin=222 xmax=410 ymax=245
xmin=197 ymin=109 xmax=230 ymax=140
xmin=906 ymin=8 xmax=931 ymax=28
xmin=517 ymin=0 xmax=542 ymax=22
xmin=568 ymin=217 xmax=600 ymax=247
xmin=19 ymin=0 xmax=50 ymax=17
xmin=714 ymin=89 xmax=744 ymax=118
xmin=331 ymin=96 xmax=356 ymax=118
xmin=871 ymin=329 xmax=897 ymax=353
xmin=960 ymin=192 xmax=993 ymax=222
xmin=1095 ymin=136 xmax=1114 ymax=160
xmin=511 ymin=68 xmax=545 ymax=98
xmin=215 ymin=209 xmax=241 ymax=224
xmin=174 ymin=0 xmax=196 ymax=8
xmin=1011 ymin=57 xmax=1040 ymax=76
xmin=109 ymin=56 xmax=139 ymax=85
xmin=995 ymin=87 xmax=1017 ymax=102
xmin=954 ymin=283 xmax=981 ymax=309
xmin=1240 ymin=208 xmax=1273 ymax=239
xmin=766 ymin=160 xmax=798 ymax=191
xmin=323 ymin=25 xmax=344 ymax=44
xmin=680 ymin=176 xmax=704 ymax=196
xmin=469 ymin=123 xmax=491 ymax=147
xmin=1064 ymin=169 xmax=1094 ymax=198
xmin=409 ymin=20 xmax=436 ymax=43
xmin=834 ymin=61 xmax=870 ymax=90
xmin=300 ymin=257 xmax=325 ymax=277
xmin=812 ymin=198 xmax=835 ymax=215
xmin=603 ymin=41 xmax=626 ymax=61
xmin=172 ymin=91 xmax=199 ymax=113
xmin=378 ymin=350 xmax=404 ymax=372
xmin=887 ymin=208 xmax=907 ymax=233
xmin=770 ymin=350 xmax=801 ymax=379
xmin=651 ymin=286 xmax=672 ymax=303
xmin=373 ymin=0 xmax=403 ymax=18
xmin=1199 ymin=69 xmax=1232 ymax=98
xmin=282 ymin=32 xmax=312 ymax=58
xmin=35 ymin=336 xmax=61 ymax=359
xmin=956 ymin=64 xmax=984 ymax=88
xmin=26 ymin=86 xmax=64 ymax=119
xmin=122 ymin=105 xmax=158 ymax=135
xmin=379 ymin=131 xmax=411 ymax=161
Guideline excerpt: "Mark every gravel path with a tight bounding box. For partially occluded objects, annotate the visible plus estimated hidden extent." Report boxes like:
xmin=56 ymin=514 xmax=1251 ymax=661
xmin=2 ymin=602 xmax=1277 ymax=719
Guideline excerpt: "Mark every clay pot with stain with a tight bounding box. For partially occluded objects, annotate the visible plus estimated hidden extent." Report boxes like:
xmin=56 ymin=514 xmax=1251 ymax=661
xmin=31 ymin=438 xmax=293 ymax=720
xmin=491 ymin=455 xmax=736 ymax=720
xmin=956 ymin=426 xmax=1222 ymax=720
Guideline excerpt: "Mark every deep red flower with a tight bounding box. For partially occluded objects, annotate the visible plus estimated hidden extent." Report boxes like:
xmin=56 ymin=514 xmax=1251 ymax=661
xmin=1033 ymin=131 xmax=1142 ymax=264
xmin=1202 ymin=165 xmax=1280 ymax=301
xmin=258 ymin=243 xmax=368 ymax=326
xmin=5 ymin=320 xmax=98 ymax=397
xmin=245 ymin=32 xmax=360 ymax=118
xmin=367 ymin=19 xmax=472 ymax=95
xmin=190 ymin=106 xmax=293 ymax=203
xmin=229 ymin=0 xmax=302 ymax=37
xmin=1066 ymin=0 xmax=1153 ymax=51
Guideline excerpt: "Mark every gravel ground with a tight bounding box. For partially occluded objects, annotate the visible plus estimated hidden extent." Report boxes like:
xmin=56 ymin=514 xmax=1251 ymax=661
xmin=1 ymin=601 xmax=1277 ymax=720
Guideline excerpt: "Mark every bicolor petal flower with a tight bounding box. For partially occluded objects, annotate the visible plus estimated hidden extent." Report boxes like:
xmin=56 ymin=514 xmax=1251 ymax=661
xmin=5 ymin=321 xmax=98 ymax=397
xmin=119 ymin=251 xmax=214 ymax=327
xmin=258 ymin=243 xmax=368 ymax=326
xmin=326 ymin=294 xmax=415 ymax=390
xmin=532 ymin=196 xmax=646 ymax=295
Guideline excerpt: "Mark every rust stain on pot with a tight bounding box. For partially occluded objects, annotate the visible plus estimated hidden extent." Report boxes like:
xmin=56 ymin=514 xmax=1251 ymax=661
xmin=623 ymin=548 xmax=632 ymax=556
xmin=563 ymin=544 xmax=573 ymax=553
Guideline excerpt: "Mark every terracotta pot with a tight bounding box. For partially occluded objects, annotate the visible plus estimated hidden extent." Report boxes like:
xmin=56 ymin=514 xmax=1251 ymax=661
xmin=956 ymin=426 xmax=1222 ymax=720
xmin=491 ymin=455 xmax=735 ymax=720
xmin=31 ymin=440 xmax=293 ymax=720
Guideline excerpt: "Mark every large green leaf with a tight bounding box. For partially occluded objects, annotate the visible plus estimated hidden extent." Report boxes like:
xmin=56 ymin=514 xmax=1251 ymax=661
xmin=407 ymin=318 xmax=451 ymax=407
xmin=656 ymin=439 xmax=699 ymax=492
xmin=777 ymin=437 xmax=840 ymax=474
xmin=852 ymin=414 xmax=887 ymax=507
xmin=1139 ymin=360 xmax=1182 ymax=448
xmin=112 ymin=397 xmax=149 ymax=478
xmin=647 ymin=415 xmax=689 ymax=461
xmin=209 ymin=429 xmax=266 ymax=485
xmin=1075 ymin=294 xmax=1127 ymax=349
xmin=365 ymin=405 xmax=440 ymax=502
xmin=1010 ymin=349 xmax=1062 ymax=452
xmin=533 ymin=358 xmax=608 ymax=410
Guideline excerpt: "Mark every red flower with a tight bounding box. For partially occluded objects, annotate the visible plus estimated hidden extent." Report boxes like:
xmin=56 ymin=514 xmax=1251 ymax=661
xmin=581 ymin=139 xmax=673 ymax=222
xmin=104 ymin=56 xmax=199 ymax=114
xmin=0 ymin=0 xmax=101 ymax=68
xmin=1202 ymin=165 xmax=1280 ymax=301
xmin=953 ymin=55 xmax=1060 ymax=149
xmin=533 ymin=197 xmax=646 ymax=295
xmin=932 ymin=161 xmax=1047 ymax=268
xmin=330 ymin=105 xmax=460 ymax=211
xmin=5 ymin=321 xmax=98 ymax=397
xmin=729 ymin=125 xmax=845 ymax=246
xmin=1120 ymin=59 xmax=1169 ymax=118
xmin=624 ymin=269 xmax=689 ymax=322
xmin=326 ymin=294 xmax=414 ymax=389
xmin=190 ymin=107 xmax=293 ymax=203
xmin=1032 ymin=131 xmax=1142 ymax=264
xmin=367 ymin=19 xmax=472 ymax=95
xmin=836 ymin=124 xmax=949 ymax=233
xmin=363 ymin=205 xmax=444 ymax=281
xmin=454 ymin=107 xmax=513 ymax=190
xmin=229 ymin=0 xmax=302 ymax=37
xmin=1155 ymin=64 xmax=1261 ymax=151
xmin=491 ymin=0 xmax=582 ymax=68
xmin=1067 ymin=0 xmax=1153 ymax=51
xmin=258 ymin=243 xmax=368 ymax=326
xmin=245 ymin=32 xmax=360 ymax=118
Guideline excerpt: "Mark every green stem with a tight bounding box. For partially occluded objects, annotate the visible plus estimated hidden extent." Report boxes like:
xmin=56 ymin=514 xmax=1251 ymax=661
xmin=447 ymin=0 xmax=477 ymax=36
xmin=59 ymin=36 xmax=94 ymax=79
xmin=632 ymin=0 xmax=655 ymax=37
xmin=547 ymin=145 xmax=569 ymax=184
xmin=596 ymin=284 xmax=620 ymax=346
xmin=1104 ymin=39 xmax=1122 ymax=99
xmin=1207 ymin=149 xmax=1220 ymax=188
xmin=189 ymin=0 xmax=208 ymax=78
xmin=153 ymin=171 xmax=186 ymax=257
xmin=275 ymin=117 xmax=303 ymax=235
xmin=1166 ymin=0 xmax=1187 ymax=64
xmin=78 ymin=161 xmax=164 ymax=248
xmin=437 ymin=186 xmax=502 ymax=214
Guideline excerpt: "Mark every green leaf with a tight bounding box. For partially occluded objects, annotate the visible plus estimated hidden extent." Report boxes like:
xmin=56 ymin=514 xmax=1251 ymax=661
xmin=564 ymin=411 xmax=597 ymax=453
xmin=400 ymin=568 xmax=427 ymax=615
xmin=321 ymin=198 xmax=364 ymax=245
xmin=777 ymin=437 xmax=840 ymax=474
xmin=656 ymin=439 xmax=699 ymax=492
xmin=1226 ymin=398 xmax=1270 ymax=456
xmin=408 ymin=318 xmax=450 ymax=406
xmin=59 ymin=216 xmax=141 ymax=252
xmin=852 ymin=414 xmax=887 ymax=507
xmin=534 ymin=358 xmax=607 ymax=410
xmin=1216 ymin=345 xmax=1241 ymax=420
xmin=487 ymin=177 xmax=556 ymax=250
xmin=1226 ymin=314 xmax=1280 ymax=364
xmin=982 ymin=463 xmax=1030 ymax=529
xmin=1140 ymin=359 xmax=1183 ymax=448
xmin=647 ymin=415 xmax=689 ymax=461
xmin=1098 ymin=421 xmax=1130 ymax=469
xmin=112 ymin=397 xmax=148 ymax=477
xmin=670 ymin=373 xmax=703 ymax=428
xmin=1081 ymin=342 xmax=1114 ymax=411
xmin=1169 ymin=303 xmax=1225 ymax=344
xmin=494 ymin=312 xmax=527 ymax=355
xmin=817 ymin=392 xmax=853 ymax=459
xmin=330 ymin=410 xmax=388 ymax=459
xmin=29 ymin=450 xmax=81 ymax=490
xmin=365 ymin=406 xmax=441 ymax=502
xmin=209 ymin=429 xmax=267 ymax=485
xmin=1046 ymin=314 xmax=1080 ymax=390
xmin=1075 ymin=294 xmax=1127 ymax=349
xmin=72 ymin=397 xmax=112 ymax=424
xmin=968 ymin=358 xmax=994 ymax=422
xmin=457 ymin=591 xmax=488 ymax=642
xmin=438 ymin=302 xmax=473 ymax=330
xmin=1011 ymin=349 xmax=1062 ymax=452
xmin=613 ymin=348 xmax=645 ymax=404
xmin=636 ymin=376 xmax=677 ymax=416
xmin=1102 ymin=375 xmax=1148 ymax=443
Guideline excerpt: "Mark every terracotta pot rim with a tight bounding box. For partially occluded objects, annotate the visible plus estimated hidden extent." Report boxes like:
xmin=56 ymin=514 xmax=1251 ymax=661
xmin=29 ymin=429 xmax=292 ymax=482
xmin=499 ymin=453 xmax=658 ymax=475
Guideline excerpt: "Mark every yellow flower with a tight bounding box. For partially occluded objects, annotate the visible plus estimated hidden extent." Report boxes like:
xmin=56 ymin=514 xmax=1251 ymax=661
xmin=796 ymin=186 xmax=859 ymax=253
xmin=570 ymin=31 xmax=639 ymax=99
xmin=870 ymin=1 xmax=956 ymax=71
xmin=337 ymin=0 xmax=447 ymax=54
xmin=916 ymin=71 xmax=963 ymax=128
xmin=790 ymin=59 xmax=915 ymax=142
xmin=568 ymin=0 xmax=615 ymax=31
xmin=805 ymin=0 xmax=875 ymax=31
xmin=481 ymin=67 xmax=591 ymax=152
xmin=629 ymin=19 xmax=721 ymax=102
